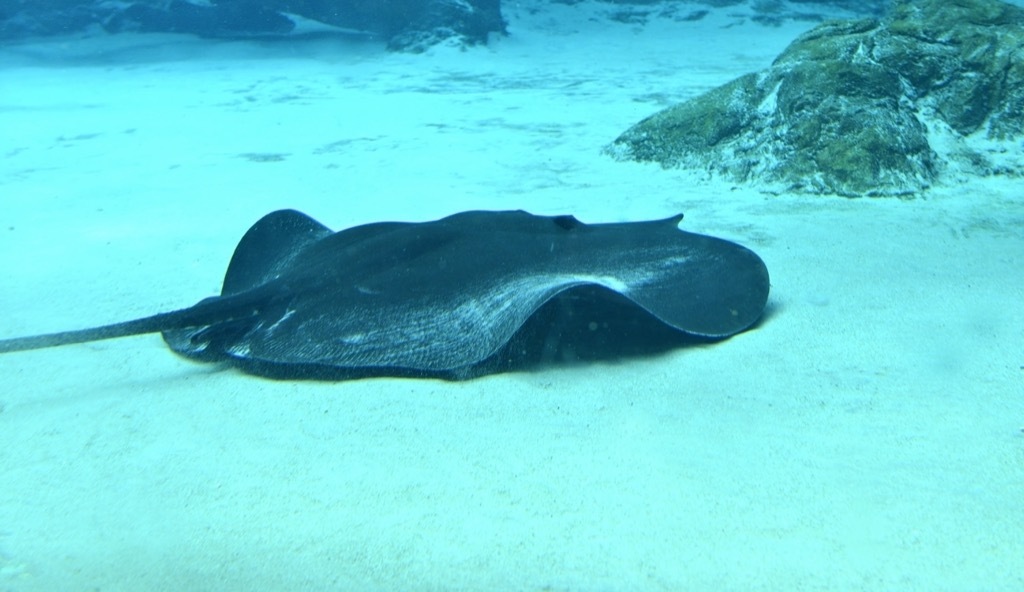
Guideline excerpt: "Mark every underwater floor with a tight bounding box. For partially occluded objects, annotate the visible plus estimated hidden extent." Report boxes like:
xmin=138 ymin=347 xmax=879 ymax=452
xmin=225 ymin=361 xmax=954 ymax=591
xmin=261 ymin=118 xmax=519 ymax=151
xmin=1 ymin=2 xmax=1022 ymax=590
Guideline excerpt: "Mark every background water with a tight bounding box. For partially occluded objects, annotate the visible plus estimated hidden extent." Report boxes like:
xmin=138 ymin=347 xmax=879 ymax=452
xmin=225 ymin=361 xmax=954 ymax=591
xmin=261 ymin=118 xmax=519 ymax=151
xmin=1 ymin=1 xmax=1022 ymax=590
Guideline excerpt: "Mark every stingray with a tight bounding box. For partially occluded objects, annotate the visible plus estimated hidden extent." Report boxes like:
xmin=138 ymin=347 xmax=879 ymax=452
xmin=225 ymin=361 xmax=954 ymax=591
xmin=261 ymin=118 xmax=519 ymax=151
xmin=0 ymin=209 xmax=770 ymax=379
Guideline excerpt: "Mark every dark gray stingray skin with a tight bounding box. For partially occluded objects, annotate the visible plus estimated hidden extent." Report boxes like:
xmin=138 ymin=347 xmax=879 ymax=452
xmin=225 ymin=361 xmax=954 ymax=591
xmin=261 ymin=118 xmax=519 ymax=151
xmin=0 ymin=210 xmax=770 ymax=378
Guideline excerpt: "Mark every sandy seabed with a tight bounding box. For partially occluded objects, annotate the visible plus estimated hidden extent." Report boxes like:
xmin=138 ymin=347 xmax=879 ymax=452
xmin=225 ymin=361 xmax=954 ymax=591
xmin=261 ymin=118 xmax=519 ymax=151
xmin=0 ymin=2 xmax=1022 ymax=590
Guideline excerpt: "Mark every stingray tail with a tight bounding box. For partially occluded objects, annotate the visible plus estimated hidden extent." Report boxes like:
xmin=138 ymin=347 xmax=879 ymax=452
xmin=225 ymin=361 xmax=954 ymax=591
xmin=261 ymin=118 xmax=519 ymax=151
xmin=0 ymin=289 xmax=272 ymax=355
xmin=0 ymin=311 xmax=186 ymax=354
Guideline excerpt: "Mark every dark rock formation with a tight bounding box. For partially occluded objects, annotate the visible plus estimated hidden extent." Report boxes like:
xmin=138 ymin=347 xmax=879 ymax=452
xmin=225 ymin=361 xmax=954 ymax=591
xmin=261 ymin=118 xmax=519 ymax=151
xmin=592 ymin=0 xmax=888 ymax=28
xmin=104 ymin=1 xmax=296 ymax=37
xmin=607 ymin=0 xmax=1024 ymax=196
xmin=0 ymin=0 xmax=507 ymax=52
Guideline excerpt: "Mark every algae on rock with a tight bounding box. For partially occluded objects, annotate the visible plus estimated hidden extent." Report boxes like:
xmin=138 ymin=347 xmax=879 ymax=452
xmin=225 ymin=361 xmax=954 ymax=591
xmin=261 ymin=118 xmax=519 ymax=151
xmin=606 ymin=0 xmax=1024 ymax=196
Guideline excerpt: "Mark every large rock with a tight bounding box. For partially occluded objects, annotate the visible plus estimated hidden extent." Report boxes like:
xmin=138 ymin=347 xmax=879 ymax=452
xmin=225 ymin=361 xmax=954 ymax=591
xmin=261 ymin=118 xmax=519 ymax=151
xmin=606 ymin=0 xmax=1024 ymax=196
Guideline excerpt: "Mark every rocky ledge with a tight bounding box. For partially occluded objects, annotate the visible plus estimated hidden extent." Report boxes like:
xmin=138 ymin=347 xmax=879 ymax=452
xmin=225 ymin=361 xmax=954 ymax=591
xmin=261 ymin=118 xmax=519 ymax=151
xmin=0 ymin=0 xmax=507 ymax=52
xmin=606 ymin=0 xmax=1024 ymax=196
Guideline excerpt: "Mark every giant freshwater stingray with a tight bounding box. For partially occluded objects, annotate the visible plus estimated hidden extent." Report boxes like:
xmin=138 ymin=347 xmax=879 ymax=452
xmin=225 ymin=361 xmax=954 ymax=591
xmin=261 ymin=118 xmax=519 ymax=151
xmin=0 ymin=209 xmax=770 ymax=379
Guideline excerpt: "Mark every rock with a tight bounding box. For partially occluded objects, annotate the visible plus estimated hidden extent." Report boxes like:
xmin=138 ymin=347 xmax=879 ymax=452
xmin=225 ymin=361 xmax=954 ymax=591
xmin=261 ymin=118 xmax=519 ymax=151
xmin=0 ymin=0 xmax=104 ymax=40
xmin=0 ymin=0 xmax=507 ymax=51
xmin=106 ymin=0 xmax=296 ymax=37
xmin=381 ymin=0 xmax=507 ymax=52
xmin=279 ymin=0 xmax=506 ymax=51
xmin=606 ymin=0 xmax=1024 ymax=197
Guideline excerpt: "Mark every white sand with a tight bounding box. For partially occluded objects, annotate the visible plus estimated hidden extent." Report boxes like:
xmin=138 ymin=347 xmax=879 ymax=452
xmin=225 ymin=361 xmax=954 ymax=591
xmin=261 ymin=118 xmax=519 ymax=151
xmin=1 ymin=2 xmax=1022 ymax=590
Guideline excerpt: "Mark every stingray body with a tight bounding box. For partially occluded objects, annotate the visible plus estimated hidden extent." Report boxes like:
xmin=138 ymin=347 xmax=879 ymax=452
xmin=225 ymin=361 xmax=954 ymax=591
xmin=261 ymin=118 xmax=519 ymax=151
xmin=0 ymin=210 xmax=770 ymax=378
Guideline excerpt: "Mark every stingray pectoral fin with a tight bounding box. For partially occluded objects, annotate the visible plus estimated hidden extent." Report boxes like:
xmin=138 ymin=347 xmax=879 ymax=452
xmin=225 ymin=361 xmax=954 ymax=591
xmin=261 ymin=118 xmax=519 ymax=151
xmin=623 ymin=234 xmax=770 ymax=338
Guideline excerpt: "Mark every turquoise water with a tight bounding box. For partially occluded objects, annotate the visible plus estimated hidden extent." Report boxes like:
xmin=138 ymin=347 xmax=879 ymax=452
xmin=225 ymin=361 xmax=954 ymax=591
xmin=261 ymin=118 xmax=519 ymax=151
xmin=1 ymin=1 xmax=1022 ymax=590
